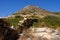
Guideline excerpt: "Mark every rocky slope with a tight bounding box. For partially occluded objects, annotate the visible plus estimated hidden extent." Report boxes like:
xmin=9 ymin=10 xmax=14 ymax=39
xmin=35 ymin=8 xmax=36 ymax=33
xmin=4 ymin=5 xmax=60 ymax=40
xmin=5 ymin=5 xmax=60 ymax=18
xmin=18 ymin=27 xmax=60 ymax=40
xmin=5 ymin=5 xmax=60 ymax=28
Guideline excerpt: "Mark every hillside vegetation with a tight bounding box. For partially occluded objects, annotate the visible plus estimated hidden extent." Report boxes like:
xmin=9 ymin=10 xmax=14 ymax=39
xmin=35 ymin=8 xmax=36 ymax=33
xmin=5 ymin=5 xmax=60 ymax=29
xmin=5 ymin=16 xmax=23 ymax=26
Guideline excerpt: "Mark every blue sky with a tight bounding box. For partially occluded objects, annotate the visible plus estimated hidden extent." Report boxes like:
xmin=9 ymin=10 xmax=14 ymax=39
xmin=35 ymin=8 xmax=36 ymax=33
xmin=0 ymin=0 xmax=60 ymax=17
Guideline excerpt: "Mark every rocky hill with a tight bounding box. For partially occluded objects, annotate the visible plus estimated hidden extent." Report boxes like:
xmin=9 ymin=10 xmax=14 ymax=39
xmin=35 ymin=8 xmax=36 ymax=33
xmin=4 ymin=5 xmax=60 ymax=40
xmin=5 ymin=5 xmax=60 ymax=28
xmin=11 ymin=5 xmax=50 ymax=18
xmin=5 ymin=5 xmax=60 ymax=19
xmin=5 ymin=5 xmax=60 ymax=18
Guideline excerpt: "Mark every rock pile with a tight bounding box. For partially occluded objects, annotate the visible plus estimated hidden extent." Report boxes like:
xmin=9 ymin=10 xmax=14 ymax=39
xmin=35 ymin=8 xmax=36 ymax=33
xmin=18 ymin=27 xmax=60 ymax=40
xmin=31 ymin=27 xmax=60 ymax=40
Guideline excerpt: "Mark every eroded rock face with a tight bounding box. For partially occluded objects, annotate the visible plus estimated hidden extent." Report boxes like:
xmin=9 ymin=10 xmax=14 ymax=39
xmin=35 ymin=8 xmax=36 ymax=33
xmin=19 ymin=27 xmax=60 ymax=40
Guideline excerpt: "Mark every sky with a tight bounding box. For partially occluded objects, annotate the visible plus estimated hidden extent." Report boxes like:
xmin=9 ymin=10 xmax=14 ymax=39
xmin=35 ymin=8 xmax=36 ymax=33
xmin=0 ymin=0 xmax=60 ymax=17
